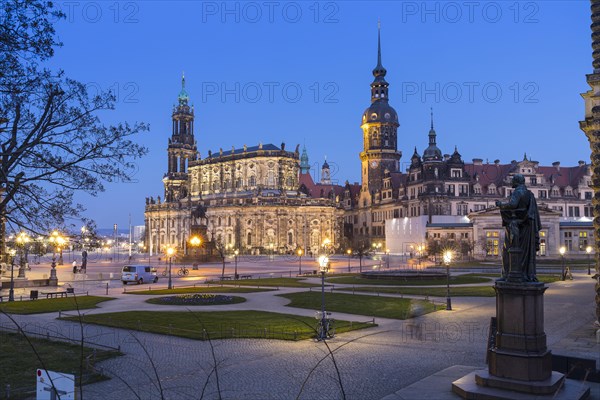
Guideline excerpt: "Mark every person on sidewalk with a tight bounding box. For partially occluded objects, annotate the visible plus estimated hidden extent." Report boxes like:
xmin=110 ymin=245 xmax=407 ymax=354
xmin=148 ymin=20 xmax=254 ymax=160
xmin=72 ymin=260 xmax=78 ymax=274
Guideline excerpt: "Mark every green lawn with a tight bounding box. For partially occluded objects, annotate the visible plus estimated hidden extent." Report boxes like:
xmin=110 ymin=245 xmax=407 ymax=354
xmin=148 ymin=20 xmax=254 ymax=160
xmin=326 ymin=273 xmax=491 ymax=286
xmin=61 ymin=310 xmax=374 ymax=341
xmin=279 ymin=291 xmax=441 ymax=319
xmin=0 ymin=332 xmax=121 ymax=399
xmin=127 ymin=286 xmax=274 ymax=295
xmin=474 ymin=274 xmax=562 ymax=284
xmin=205 ymin=277 xmax=320 ymax=288
xmin=337 ymin=286 xmax=496 ymax=297
xmin=0 ymin=296 xmax=114 ymax=314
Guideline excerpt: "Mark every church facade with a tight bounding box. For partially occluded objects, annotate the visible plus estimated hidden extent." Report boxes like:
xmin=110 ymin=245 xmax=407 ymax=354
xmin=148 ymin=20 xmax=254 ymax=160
xmin=144 ymin=76 xmax=343 ymax=257
xmin=145 ymin=32 xmax=593 ymax=260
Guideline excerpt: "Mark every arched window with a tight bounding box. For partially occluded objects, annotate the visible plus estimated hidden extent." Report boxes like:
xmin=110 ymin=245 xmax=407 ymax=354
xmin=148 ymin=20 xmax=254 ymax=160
xmin=249 ymin=176 xmax=256 ymax=187
xmin=247 ymin=232 xmax=252 ymax=245
xmin=288 ymin=231 xmax=293 ymax=245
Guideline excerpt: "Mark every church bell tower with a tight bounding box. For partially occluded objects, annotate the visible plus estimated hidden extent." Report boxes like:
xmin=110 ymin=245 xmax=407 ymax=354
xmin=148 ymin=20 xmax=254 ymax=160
xmin=163 ymin=73 xmax=198 ymax=202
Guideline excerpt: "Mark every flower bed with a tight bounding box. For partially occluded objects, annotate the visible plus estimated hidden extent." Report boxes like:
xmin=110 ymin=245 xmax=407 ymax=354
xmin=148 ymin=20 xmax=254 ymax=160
xmin=146 ymin=294 xmax=246 ymax=306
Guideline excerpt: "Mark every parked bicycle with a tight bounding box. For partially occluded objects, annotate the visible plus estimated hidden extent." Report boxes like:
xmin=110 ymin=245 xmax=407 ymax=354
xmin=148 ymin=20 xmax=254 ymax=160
xmin=178 ymin=266 xmax=189 ymax=277
xmin=315 ymin=311 xmax=335 ymax=340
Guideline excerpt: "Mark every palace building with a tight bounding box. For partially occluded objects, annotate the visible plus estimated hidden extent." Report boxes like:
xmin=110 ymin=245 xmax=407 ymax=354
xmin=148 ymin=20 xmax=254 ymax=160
xmin=145 ymin=31 xmax=593 ymax=260
xmin=144 ymin=76 xmax=343 ymax=257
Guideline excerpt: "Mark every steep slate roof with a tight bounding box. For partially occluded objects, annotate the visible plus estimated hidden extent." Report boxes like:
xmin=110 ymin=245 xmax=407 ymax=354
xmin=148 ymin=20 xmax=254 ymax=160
xmin=465 ymin=162 xmax=588 ymax=188
xmin=299 ymin=173 xmax=344 ymax=199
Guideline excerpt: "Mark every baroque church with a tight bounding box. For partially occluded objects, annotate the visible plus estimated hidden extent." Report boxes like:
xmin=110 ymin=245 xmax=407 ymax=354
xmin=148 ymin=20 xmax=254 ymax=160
xmin=145 ymin=29 xmax=593 ymax=260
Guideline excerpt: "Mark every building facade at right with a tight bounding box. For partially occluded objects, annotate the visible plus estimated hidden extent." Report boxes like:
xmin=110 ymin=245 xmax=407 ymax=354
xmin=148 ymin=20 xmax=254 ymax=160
xmin=342 ymin=29 xmax=593 ymax=260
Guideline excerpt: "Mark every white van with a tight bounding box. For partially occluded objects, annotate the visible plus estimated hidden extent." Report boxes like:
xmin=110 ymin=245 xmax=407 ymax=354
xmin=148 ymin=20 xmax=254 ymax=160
xmin=121 ymin=265 xmax=158 ymax=285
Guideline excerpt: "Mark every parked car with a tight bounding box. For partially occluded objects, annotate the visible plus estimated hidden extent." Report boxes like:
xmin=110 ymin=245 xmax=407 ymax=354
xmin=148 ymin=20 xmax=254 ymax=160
xmin=121 ymin=265 xmax=158 ymax=285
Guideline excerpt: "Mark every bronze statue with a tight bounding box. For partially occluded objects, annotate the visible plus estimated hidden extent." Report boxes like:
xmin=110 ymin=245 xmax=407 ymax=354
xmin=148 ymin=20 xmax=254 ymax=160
xmin=495 ymin=174 xmax=541 ymax=282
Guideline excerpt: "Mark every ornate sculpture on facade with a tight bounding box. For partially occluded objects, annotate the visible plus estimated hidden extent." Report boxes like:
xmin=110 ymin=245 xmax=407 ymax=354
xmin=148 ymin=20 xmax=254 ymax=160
xmin=495 ymin=174 xmax=541 ymax=282
xmin=580 ymin=0 xmax=600 ymax=324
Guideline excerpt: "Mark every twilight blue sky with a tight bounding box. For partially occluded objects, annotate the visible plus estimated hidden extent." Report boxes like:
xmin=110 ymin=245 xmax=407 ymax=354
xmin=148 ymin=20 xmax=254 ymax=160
xmin=47 ymin=1 xmax=591 ymax=229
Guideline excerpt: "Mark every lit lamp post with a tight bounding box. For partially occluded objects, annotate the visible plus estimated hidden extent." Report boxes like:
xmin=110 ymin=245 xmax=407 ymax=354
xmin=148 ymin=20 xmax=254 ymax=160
xmin=318 ymin=254 xmax=329 ymax=340
xmin=586 ymin=245 xmax=593 ymax=275
xmin=297 ymin=248 xmax=303 ymax=275
xmin=347 ymin=248 xmax=352 ymax=272
xmin=166 ymin=246 xmax=175 ymax=289
xmin=16 ymin=232 xmax=30 ymax=278
xmin=48 ymin=230 xmax=63 ymax=286
xmin=443 ymin=250 xmax=453 ymax=311
xmin=559 ymin=246 xmax=566 ymax=281
xmin=7 ymin=248 xmax=16 ymax=302
xmin=234 ymin=249 xmax=239 ymax=280
xmin=190 ymin=235 xmax=202 ymax=268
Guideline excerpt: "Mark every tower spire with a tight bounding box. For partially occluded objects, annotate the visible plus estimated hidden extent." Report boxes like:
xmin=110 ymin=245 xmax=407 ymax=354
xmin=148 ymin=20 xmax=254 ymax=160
xmin=430 ymin=107 xmax=434 ymax=130
xmin=372 ymin=20 xmax=386 ymax=79
xmin=377 ymin=19 xmax=382 ymax=69
xmin=370 ymin=21 xmax=388 ymax=103
xmin=178 ymin=72 xmax=190 ymax=105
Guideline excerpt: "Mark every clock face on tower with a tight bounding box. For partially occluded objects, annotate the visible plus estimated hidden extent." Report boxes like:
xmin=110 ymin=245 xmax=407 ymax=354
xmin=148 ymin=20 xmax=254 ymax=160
xmin=370 ymin=160 xmax=378 ymax=169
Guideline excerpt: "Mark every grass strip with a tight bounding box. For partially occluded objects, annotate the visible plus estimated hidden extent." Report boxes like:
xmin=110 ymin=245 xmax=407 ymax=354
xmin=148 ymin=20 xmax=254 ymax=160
xmin=0 ymin=296 xmax=114 ymax=315
xmin=279 ymin=291 xmax=441 ymax=319
xmin=0 ymin=332 xmax=121 ymax=399
xmin=336 ymin=286 xmax=496 ymax=297
xmin=205 ymin=277 xmax=320 ymax=288
xmin=61 ymin=310 xmax=374 ymax=341
xmin=326 ymin=273 xmax=491 ymax=286
xmin=127 ymin=286 xmax=273 ymax=295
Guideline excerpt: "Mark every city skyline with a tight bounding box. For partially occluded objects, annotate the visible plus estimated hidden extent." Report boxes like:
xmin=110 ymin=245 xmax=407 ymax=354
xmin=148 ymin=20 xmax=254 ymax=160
xmin=47 ymin=1 xmax=590 ymax=229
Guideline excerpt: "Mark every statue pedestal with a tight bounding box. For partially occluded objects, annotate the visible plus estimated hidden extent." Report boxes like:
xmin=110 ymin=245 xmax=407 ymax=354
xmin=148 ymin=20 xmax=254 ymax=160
xmin=452 ymin=280 xmax=590 ymax=399
xmin=485 ymin=281 xmax=558 ymax=393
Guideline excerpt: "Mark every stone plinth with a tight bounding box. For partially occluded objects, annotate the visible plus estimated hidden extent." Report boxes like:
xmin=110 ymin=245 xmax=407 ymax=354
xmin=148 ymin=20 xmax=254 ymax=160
xmin=488 ymin=281 xmax=554 ymax=385
xmin=452 ymin=280 xmax=589 ymax=399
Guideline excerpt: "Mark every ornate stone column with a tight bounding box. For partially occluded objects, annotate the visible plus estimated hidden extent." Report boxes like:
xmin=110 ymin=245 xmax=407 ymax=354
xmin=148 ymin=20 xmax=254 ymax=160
xmin=580 ymin=0 xmax=600 ymax=326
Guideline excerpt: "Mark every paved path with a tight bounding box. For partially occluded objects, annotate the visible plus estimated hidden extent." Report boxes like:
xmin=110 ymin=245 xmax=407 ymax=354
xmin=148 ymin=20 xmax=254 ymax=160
xmin=1 ymin=271 xmax=598 ymax=400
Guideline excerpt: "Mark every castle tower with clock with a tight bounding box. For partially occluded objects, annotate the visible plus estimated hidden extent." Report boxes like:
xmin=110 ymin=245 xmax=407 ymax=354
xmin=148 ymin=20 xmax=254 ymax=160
xmin=359 ymin=25 xmax=401 ymax=197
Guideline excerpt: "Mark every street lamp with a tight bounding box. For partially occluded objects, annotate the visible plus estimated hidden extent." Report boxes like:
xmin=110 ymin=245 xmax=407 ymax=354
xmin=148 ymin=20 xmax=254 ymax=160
xmin=7 ymin=248 xmax=16 ymax=302
xmin=586 ymin=245 xmax=593 ymax=275
xmin=559 ymin=246 xmax=566 ymax=281
xmin=166 ymin=246 xmax=175 ymax=289
xmin=297 ymin=248 xmax=303 ymax=275
xmin=234 ymin=249 xmax=239 ymax=280
xmin=443 ymin=250 xmax=453 ymax=311
xmin=48 ymin=230 xmax=64 ymax=285
xmin=16 ymin=232 xmax=30 ymax=278
xmin=347 ymin=248 xmax=352 ymax=272
xmin=190 ymin=235 xmax=202 ymax=265
xmin=318 ymin=254 xmax=329 ymax=340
